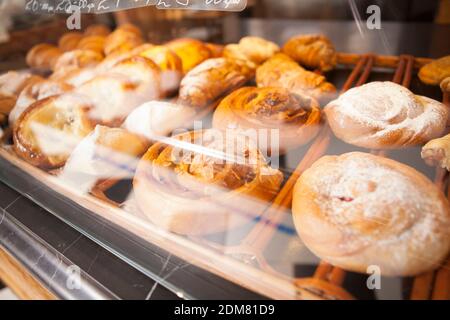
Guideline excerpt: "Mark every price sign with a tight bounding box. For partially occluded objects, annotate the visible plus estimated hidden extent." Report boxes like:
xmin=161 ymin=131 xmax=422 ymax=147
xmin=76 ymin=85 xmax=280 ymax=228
xmin=156 ymin=0 xmax=247 ymax=12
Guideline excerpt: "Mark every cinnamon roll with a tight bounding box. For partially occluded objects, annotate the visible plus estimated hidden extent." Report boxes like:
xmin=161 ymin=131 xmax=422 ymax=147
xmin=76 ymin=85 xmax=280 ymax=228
xmin=324 ymin=81 xmax=448 ymax=149
xmin=256 ymin=53 xmax=336 ymax=102
xmin=292 ymin=152 xmax=450 ymax=276
xmin=133 ymin=129 xmax=283 ymax=235
xmin=165 ymin=38 xmax=212 ymax=73
xmin=13 ymin=94 xmax=95 ymax=169
xmin=212 ymin=87 xmax=321 ymax=154
xmin=178 ymin=58 xmax=253 ymax=109
xmin=282 ymin=34 xmax=337 ymax=72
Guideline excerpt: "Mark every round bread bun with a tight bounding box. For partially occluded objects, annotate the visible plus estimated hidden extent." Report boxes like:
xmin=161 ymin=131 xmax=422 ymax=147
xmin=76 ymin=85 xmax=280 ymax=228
xmin=292 ymin=152 xmax=450 ymax=277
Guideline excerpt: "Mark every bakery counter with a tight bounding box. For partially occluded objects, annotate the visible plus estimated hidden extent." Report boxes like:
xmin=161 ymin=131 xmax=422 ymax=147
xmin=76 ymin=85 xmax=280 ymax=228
xmin=0 ymin=19 xmax=449 ymax=300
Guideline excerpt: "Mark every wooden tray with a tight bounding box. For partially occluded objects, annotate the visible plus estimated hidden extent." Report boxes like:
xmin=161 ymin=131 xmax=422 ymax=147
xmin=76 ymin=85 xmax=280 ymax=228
xmin=0 ymin=52 xmax=449 ymax=300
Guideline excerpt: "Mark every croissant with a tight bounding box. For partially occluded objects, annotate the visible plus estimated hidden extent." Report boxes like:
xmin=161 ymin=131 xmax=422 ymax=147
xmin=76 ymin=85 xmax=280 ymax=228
xmin=103 ymin=25 xmax=143 ymax=56
xmin=9 ymin=80 xmax=73 ymax=127
xmin=178 ymin=58 xmax=253 ymax=109
xmin=75 ymin=56 xmax=161 ymax=126
xmin=223 ymin=36 xmax=280 ymax=68
xmin=13 ymin=94 xmax=95 ymax=169
xmin=26 ymin=44 xmax=62 ymax=70
xmin=61 ymin=125 xmax=148 ymax=192
xmin=282 ymin=34 xmax=337 ymax=72
xmin=53 ymin=49 xmax=104 ymax=71
xmin=292 ymin=152 xmax=450 ymax=276
xmin=133 ymin=129 xmax=283 ymax=235
xmin=165 ymin=38 xmax=212 ymax=73
xmin=324 ymin=81 xmax=448 ymax=149
xmin=84 ymin=24 xmax=111 ymax=37
xmin=58 ymin=32 xmax=83 ymax=52
xmin=212 ymin=87 xmax=321 ymax=154
xmin=418 ymin=55 xmax=450 ymax=86
xmin=256 ymin=53 xmax=336 ymax=102
xmin=76 ymin=36 xmax=106 ymax=55
xmin=421 ymin=133 xmax=450 ymax=170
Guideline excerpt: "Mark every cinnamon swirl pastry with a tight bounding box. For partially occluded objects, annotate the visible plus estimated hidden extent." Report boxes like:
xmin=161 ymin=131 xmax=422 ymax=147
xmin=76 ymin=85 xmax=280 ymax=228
xmin=324 ymin=81 xmax=448 ymax=149
xmin=165 ymin=38 xmax=212 ymax=73
xmin=418 ymin=55 xmax=450 ymax=86
xmin=58 ymin=32 xmax=83 ymax=52
xmin=26 ymin=44 xmax=62 ymax=70
xmin=292 ymin=152 xmax=450 ymax=276
xmin=9 ymin=80 xmax=73 ymax=126
xmin=212 ymin=87 xmax=321 ymax=154
xmin=178 ymin=58 xmax=253 ymax=109
xmin=13 ymin=94 xmax=95 ymax=169
xmin=283 ymin=34 xmax=337 ymax=72
xmin=256 ymin=53 xmax=336 ymax=102
xmin=224 ymin=36 xmax=280 ymax=68
xmin=133 ymin=129 xmax=283 ymax=235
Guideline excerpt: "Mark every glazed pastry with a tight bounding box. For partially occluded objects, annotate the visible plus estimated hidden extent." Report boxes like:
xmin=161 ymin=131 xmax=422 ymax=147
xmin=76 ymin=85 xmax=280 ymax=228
xmin=324 ymin=81 xmax=448 ymax=149
xmin=418 ymin=56 xmax=450 ymax=85
xmin=58 ymin=32 xmax=83 ymax=52
xmin=224 ymin=36 xmax=280 ymax=68
xmin=53 ymin=49 xmax=104 ymax=71
xmin=76 ymin=36 xmax=106 ymax=55
xmin=13 ymin=94 xmax=95 ymax=169
xmin=0 ymin=71 xmax=43 ymax=116
xmin=440 ymin=76 xmax=450 ymax=93
xmin=61 ymin=125 xmax=148 ymax=192
xmin=84 ymin=24 xmax=111 ymax=37
xmin=75 ymin=56 xmax=161 ymax=126
xmin=256 ymin=53 xmax=336 ymax=102
xmin=133 ymin=129 xmax=283 ymax=235
xmin=282 ymin=34 xmax=337 ymax=72
xmin=421 ymin=134 xmax=450 ymax=170
xmin=26 ymin=44 xmax=62 ymax=70
xmin=212 ymin=87 xmax=321 ymax=154
xmin=9 ymin=80 xmax=73 ymax=126
xmin=292 ymin=152 xmax=450 ymax=276
xmin=165 ymin=38 xmax=212 ymax=73
xmin=103 ymin=25 xmax=143 ymax=56
xmin=123 ymin=101 xmax=196 ymax=140
xmin=178 ymin=58 xmax=253 ymax=108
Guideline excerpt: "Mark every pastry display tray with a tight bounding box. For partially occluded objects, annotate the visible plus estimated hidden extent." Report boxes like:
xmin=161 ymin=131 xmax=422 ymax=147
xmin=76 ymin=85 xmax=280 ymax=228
xmin=1 ymin=50 xmax=449 ymax=300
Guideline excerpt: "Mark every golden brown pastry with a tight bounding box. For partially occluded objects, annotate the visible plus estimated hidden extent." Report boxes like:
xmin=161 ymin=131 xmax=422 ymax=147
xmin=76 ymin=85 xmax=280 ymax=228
xmin=292 ymin=152 xmax=450 ymax=276
xmin=440 ymin=76 xmax=450 ymax=93
xmin=212 ymin=87 xmax=321 ymax=154
xmin=26 ymin=44 xmax=62 ymax=70
xmin=324 ymin=81 xmax=448 ymax=149
xmin=53 ymin=49 xmax=104 ymax=71
xmin=103 ymin=25 xmax=143 ymax=56
xmin=76 ymin=36 xmax=106 ymax=55
xmin=84 ymin=24 xmax=111 ymax=37
xmin=9 ymin=80 xmax=73 ymax=126
xmin=61 ymin=125 xmax=148 ymax=192
xmin=0 ymin=71 xmax=43 ymax=116
xmin=282 ymin=34 xmax=337 ymax=72
xmin=418 ymin=56 xmax=450 ymax=86
xmin=223 ymin=36 xmax=280 ymax=68
xmin=13 ymin=94 xmax=95 ymax=169
xmin=133 ymin=129 xmax=283 ymax=235
xmin=165 ymin=38 xmax=212 ymax=73
xmin=205 ymin=43 xmax=224 ymax=58
xmin=75 ymin=56 xmax=162 ymax=126
xmin=256 ymin=53 xmax=336 ymax=102
xmin=178 ymin=58 xmax=253 ymax=108
xmin=58 ymin=32 xmax=83 ymax=52
xmin=421 ymin=133 xmax=450 ymax=170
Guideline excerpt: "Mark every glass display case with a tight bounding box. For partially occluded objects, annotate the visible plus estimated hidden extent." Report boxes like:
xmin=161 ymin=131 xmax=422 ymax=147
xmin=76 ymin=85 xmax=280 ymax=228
xmin=0 ymin=0 xmax=449 ymax=300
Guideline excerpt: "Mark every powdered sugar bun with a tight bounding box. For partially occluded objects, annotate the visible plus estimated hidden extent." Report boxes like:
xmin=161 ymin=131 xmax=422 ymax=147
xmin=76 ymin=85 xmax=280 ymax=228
xmin=324 ymin=81 xmax=448 ymax=149
xmin=292 ymin=152 xmax=450 ymax=276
